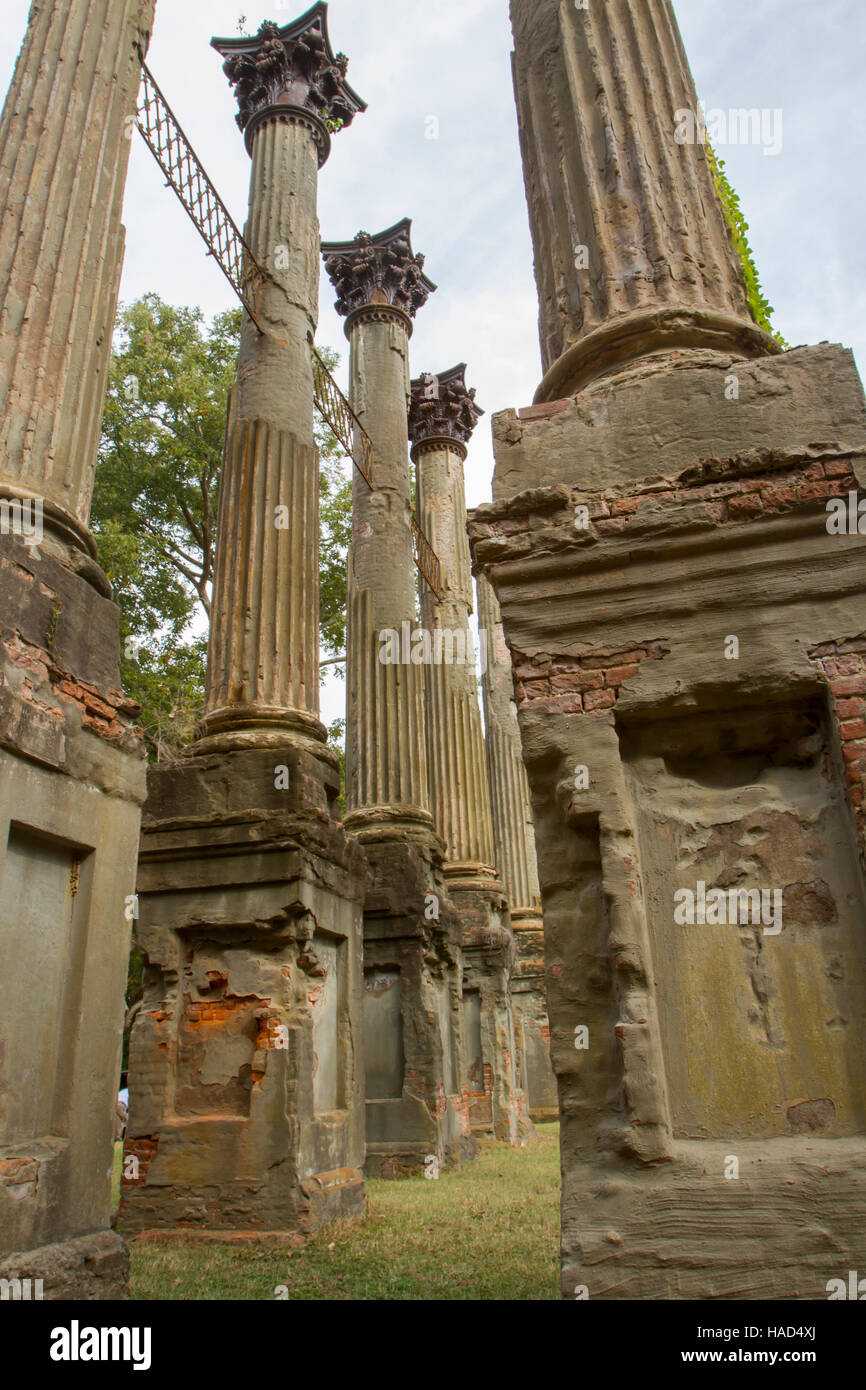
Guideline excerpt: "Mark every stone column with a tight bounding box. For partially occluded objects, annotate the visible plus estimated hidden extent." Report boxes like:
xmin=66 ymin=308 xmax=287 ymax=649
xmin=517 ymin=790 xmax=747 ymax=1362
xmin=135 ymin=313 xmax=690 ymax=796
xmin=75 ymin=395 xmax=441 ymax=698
xmin=323 ymin=221 xmax=435 ymax=831
xmin=0 ymin=0 xmax=154 ymax=572
xmin=411 ymin=366 xmax=492 ymax=877
xmin=0 ymin=0 xmax=153 ymax=1298
xmin=476 ymin=572 xmax=556 ymax=1122
xmin=196 ymin=13 xmax=365 ymax=756
xmin=410 ymin=367 xmax=531 ymax=1142
xmin=510 ymin=0 xmax=778 ymax=399
xmin=321 ymin=225 xmax=476 ymax=1175
xmin=121 ymin=11 xmax=370 ymax=1240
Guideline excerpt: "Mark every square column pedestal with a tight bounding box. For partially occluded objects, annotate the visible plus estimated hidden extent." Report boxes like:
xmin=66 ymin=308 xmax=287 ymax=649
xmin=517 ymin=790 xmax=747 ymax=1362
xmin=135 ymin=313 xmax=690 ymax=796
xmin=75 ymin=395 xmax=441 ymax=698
xmin=473 ymin=342 xmax=866 ymax=1298
xmin=0 ymin=535 xmax=145 ymax=1297
xmin=120 ymin=746 xmax=368 ymax=1236
xmin=359 ymin=834 xmax=477 ymax=1177
xmin=450 ymin=881 xmax=534 ymax=1143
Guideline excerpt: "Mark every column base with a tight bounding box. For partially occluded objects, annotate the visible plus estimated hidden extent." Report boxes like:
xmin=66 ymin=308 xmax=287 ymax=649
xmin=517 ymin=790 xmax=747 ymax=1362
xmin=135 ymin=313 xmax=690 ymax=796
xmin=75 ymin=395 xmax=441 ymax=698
xmin=359 ymin=835 xmax=478 ymax=1175
xmin=509 ymin=908 xmax=558 ymax=1121
xmin=449 ymin=879 xmax=535 ymax=1145
xmin=120 ymin=749 xmax=368 ymax=1239
xmin=193 ymin=704 xmax=332 ymax=762
xmin=344 ymin=804 xmax=439 ymax=846
xmin=535 ymin=306 xmax=778 ymax=402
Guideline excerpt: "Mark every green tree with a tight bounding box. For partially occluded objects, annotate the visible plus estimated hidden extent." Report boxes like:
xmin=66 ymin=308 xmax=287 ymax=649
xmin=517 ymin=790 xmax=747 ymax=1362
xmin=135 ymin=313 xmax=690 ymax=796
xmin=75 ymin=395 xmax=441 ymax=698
xmin=92 ymin=294 xmax=351 ymax=759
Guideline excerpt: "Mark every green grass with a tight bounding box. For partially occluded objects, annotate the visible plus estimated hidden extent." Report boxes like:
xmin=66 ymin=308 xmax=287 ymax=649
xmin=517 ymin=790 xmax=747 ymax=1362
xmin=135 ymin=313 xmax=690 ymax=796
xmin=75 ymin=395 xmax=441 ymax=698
xmin=127 ymin=1123 xmax=560 ymax=1301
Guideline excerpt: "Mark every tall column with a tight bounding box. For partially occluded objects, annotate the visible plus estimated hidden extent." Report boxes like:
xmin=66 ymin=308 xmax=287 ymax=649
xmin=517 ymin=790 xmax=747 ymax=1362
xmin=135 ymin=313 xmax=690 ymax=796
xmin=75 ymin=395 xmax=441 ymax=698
xmin=196 ymin=10 xmax=365 ymax=755
xmin=122 ymin=9 xmax=370 ymax=1241
xmin=476 ymin=574 xmax=541 ymax=924
xmin=323 ymin=221 xmax=436 ymax=832
xmin=411 ymin=366 xmax=494 ymax=881
xmin=409 ymin=366 xmax=531 ymax=1143
xmin=0 ymin=0 xmax=153 ymax=1298
xmin=321 ymin=225 xmax=476 ymax=1176
xmin=0 ymin=0 xmax=154 ymax=569
xmin=510 ymin=0 xmax=778 ymax=399
xmin=476 ymin=573 xmax=556 ymax=1122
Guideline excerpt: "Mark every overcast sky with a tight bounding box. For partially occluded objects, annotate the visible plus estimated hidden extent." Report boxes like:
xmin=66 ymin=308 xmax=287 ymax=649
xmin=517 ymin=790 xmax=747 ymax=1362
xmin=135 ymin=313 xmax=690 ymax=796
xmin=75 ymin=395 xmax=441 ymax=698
xmin=2 ymin=0 xmax=864 ymax=723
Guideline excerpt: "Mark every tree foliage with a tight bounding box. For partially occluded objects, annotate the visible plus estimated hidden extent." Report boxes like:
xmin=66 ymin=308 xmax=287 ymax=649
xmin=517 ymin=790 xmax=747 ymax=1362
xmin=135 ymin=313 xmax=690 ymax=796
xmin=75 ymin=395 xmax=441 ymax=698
xmin=92 ymin=294 xmax=351 ymax=759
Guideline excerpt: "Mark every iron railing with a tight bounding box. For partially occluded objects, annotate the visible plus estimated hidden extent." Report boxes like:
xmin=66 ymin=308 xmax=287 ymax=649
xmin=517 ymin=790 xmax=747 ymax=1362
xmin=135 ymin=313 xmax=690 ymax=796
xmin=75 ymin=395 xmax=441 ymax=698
xmin=311 ymin=345 xmax=374 ymax=490
xmin=136 ymin=56 xmax=264 ymax=328
xmin=133 ymin=57 xmax=443 ymax=600
xmin=412 ymin=515 xmax=443 ymax=601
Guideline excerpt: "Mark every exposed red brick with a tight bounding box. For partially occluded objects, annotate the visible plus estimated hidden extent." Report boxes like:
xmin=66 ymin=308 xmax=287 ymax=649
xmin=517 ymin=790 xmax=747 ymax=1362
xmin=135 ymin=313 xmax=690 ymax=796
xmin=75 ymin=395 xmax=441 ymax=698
xmin=824 ymin=459 xmax=856 ymax=479
xmin=704 ymin=500 xmax=728 ymax=522
xmin=585 ymin=688 xmax=616 ymax=712
xmin=538 ymin=694 xmax=584 ymax=714
xmin=803 ymin=461 xmax=827 ymax=480
xmin=728 ymin=494 xmax=764 ymax=519
xmin=825 ymin=654 xmax=865 ymax=677
xmin=518 ymin=399 xmax=571 ymax=422
xmin=611 ymin=497 xmax=643 ymax=516
xmin=761 ymin=486 xmax=796 ymax=511
xmin=830 ymin=676 xmax=866 ymax=698
xmin=796 ymin=480 xmax=837 ymax=502
xmin=550 ymin=671 xmax=603 ymax=694
xmin=605 ymin=664 xmax=640 ymax=687
xmin=835 ymin=698 xmax=866 ymax=720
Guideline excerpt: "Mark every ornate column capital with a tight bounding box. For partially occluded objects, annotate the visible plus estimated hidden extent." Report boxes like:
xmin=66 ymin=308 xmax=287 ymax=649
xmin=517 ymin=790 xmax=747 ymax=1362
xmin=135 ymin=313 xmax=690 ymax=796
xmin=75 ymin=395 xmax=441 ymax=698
xmin=409 ymin=364 xmax=484 ymax=461
xmin=212 ymin=5 xmax=366 ymax=162
xmin=322 ymin=219 xmax=436 ymax=329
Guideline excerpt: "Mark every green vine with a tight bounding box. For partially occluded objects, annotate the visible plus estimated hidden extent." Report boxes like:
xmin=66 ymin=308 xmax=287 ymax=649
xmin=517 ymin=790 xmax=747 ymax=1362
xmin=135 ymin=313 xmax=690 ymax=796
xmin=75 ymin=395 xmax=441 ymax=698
xmin=706 ymin=143 xmax=788 ymax=349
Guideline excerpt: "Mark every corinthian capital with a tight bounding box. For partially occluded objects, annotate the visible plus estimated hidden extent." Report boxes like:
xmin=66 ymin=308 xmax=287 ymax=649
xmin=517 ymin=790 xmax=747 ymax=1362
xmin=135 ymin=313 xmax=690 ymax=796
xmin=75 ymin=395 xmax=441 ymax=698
xmin=322 ymin=219 xmax=436 ymax=319
xmin=409 ymin=364 xmax=484 ymax=448
xmin=212 ymin=5 xmax=366 ymax=135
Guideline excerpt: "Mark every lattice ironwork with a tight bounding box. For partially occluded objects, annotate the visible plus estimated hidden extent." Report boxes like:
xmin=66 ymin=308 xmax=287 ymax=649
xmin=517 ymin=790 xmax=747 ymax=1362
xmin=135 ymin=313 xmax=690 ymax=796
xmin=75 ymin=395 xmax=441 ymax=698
xmin=412 ymin=515 xmax=443 ymax=601
xmin=311 ymin=345 xmax=374 ymax=490
xmin=136 ymin=56 xmax=264 ymax=328
xmin=133 ymin=55 xmax=443 ymax=601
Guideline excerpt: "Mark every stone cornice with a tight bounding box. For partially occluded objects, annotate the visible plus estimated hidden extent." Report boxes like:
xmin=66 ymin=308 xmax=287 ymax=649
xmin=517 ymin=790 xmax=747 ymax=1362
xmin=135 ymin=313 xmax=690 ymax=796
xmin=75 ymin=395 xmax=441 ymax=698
xmin=322 ymin=219 xmax=436 ymax=319
xmin=212 ymin=6 xmax=366 ymax=138
xmin=408 ymin=363 xmax=484 ymax=449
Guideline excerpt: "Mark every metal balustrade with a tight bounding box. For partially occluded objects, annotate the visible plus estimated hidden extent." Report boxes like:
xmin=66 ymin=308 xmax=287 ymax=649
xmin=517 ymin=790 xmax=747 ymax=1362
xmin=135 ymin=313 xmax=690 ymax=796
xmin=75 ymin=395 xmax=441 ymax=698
xmin=134 ymin=56 xmax=443 ymax=600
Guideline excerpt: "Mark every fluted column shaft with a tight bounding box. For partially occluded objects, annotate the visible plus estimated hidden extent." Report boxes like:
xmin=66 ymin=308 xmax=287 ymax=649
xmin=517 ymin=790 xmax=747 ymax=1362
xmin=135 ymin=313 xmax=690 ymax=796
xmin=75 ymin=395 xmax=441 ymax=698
xmin=510 ymin=0 xmax=776 ymax=398
xmin=476 ymin=573 xmax=542 ymax=923
xmin=0 ymin=0 xmax=156 ymax=552
xmin=345 ymin=308 xmax=431 ymax=826
xmin=415 ymin=439 xmax=497 ymax=877
xmin=199 ymin=114 xmax=323 ymax=752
